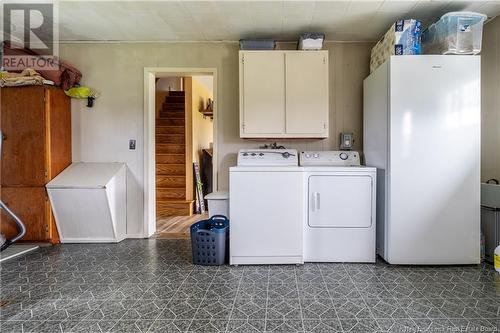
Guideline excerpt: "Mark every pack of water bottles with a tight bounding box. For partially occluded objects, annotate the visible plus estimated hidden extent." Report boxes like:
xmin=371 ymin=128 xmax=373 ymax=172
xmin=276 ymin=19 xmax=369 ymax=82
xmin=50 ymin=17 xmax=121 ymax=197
xmin=370 ymin=19 xmax=422 ymax=73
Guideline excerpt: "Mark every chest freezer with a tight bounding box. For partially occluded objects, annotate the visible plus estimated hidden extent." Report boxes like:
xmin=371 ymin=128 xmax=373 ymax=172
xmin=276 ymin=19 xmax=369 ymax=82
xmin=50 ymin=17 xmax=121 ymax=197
xmin=46 ymin=162 xmax=127 ymax=243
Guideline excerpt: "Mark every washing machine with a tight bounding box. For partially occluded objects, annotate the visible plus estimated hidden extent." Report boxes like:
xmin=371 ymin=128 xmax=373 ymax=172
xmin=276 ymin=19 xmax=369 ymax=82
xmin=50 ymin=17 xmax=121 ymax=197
xmin=230 ymin=149 xmax=304 ymax=265
xmin=301 ymin=151 xmax=376 ymax=263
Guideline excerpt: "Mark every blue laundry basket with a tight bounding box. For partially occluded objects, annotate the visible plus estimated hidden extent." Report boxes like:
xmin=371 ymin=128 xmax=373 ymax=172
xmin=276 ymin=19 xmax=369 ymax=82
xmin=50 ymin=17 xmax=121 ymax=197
xmin=190 ymin=215 xmax=229 ymax=265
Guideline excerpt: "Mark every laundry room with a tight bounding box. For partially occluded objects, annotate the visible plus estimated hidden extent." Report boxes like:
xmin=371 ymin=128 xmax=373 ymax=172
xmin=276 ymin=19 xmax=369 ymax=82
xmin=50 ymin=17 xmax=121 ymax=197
xmin=1 ymin=1 xmax=500 ymax=333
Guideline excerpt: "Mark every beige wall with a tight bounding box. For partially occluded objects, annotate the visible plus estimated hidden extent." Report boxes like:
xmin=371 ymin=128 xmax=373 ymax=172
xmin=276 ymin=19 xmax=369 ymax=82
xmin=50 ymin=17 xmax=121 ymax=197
xmin=60 ymin=41 xmax=372 ymax=236
xmin=156 ymin=77 xmax=182 ymax=91
xmin=481 ymin=16 xmax=500 ymax=182
xmin=191 ymin=76 xmax=213 ymax=164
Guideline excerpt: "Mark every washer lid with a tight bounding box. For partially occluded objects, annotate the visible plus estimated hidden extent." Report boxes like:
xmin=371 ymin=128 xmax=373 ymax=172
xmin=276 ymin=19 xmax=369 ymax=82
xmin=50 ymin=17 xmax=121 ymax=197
xmin=46 ymin=162 xmax=125 ymax=189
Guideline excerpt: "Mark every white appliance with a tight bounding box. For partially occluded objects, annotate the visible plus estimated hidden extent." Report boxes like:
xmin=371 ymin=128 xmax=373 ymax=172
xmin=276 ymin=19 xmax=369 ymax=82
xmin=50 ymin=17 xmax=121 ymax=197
xmin=301 ymin=151 xmax=377 ymax=262
xmin=364 ymin=55 xmax=480 ymax=264
xmin=205 ymin=191 xmax=229 ymax=218
xmin=230 ymin=149 xmax=304 ymax=265
xmin=46 ymin=162 xmax=127 ymax=243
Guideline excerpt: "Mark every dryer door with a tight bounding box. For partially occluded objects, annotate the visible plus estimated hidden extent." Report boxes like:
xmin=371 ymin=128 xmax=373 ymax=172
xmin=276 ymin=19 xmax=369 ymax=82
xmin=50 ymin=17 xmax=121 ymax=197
xmin=308 ymin=175 xmax=373 ymax=228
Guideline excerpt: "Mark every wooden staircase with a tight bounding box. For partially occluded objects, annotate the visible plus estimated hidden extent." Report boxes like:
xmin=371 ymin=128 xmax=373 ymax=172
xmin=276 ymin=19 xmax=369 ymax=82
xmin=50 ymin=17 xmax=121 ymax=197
xmin=156 ymin=91 xmax=194 ymax=217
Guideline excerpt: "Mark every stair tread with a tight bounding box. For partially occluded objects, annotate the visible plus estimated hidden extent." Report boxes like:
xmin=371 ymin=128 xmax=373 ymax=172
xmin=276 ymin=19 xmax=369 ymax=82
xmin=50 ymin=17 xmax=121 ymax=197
xmin=157 ymin=175 xmax=185 ymax=178
xmin=156 ymin=141 xmax=185 ymax=144
xmin=156 ymin=133 xmax=185 ymax=137
xmin=156 ymin=153 xmax=185 ymax=156
xmin=157 ymin=187 xmax=186 ymax=191
xmin=156 ymin=134 xmax=185 ymax=139
xmin=156 ymin=163 xmax=184 ymax=165
xmin=159 ymin=115 xmax=184 ymax=119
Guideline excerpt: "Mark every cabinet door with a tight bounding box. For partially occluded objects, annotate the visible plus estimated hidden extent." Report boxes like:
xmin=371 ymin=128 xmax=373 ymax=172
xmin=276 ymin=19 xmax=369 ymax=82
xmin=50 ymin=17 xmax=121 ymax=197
xmin=285 ymin=52 xmax=328 ymax=135
xmin=240 ymin=52 xmax=285 ymax=136
xmin=1 ymin=87 xmax=47 ymax=186
xmin=1 ymin=187 xmax=50 ymax=241
xmin=46 ymin=87 xmax=72 ymax=180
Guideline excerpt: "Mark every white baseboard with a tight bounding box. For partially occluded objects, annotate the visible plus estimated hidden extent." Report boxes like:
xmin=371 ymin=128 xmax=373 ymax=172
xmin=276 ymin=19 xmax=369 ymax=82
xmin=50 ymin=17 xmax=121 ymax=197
xmin=126 ymin=233 xmax=149 ymax=239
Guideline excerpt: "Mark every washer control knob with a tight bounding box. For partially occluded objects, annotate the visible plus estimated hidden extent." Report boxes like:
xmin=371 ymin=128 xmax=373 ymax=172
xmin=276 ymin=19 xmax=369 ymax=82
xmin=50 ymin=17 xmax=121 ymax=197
xmin=305 ymin=154 xmax=311 ymax=158
xmin=259 ymin=153 xmax=264 ymax=156
xmin=251 ymin=153 xmax=256 ymax=156
xmin=282 ymin=152 xmax=291 ymax=158
xmin=243 ymin=153 xmax=248 ymax=156
xmin=313 ymin=153 xmax=319 ymax=158
xmin=339 ymin=152 xmax=348 ymax=160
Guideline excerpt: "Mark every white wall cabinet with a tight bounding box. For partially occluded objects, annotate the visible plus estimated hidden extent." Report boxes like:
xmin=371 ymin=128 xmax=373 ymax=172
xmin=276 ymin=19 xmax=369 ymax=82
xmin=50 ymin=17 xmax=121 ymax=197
xmin=239 ymin=50 xmax=329 ymax=138
xmin=240 ymin=52 xmax=286 ymax=135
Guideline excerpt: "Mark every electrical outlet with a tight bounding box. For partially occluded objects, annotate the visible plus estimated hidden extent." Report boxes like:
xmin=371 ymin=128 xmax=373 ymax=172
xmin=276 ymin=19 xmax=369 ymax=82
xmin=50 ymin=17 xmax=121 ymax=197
xmin=129 ymin=139 xmax=136 ymax=150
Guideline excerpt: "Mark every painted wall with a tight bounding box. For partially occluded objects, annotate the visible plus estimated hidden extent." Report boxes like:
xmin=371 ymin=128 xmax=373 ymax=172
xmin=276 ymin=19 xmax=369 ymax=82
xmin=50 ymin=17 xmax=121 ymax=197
xmin=60 ymin=41 xmax=372 ymax=236
xmin=481 ymin=16 xmax=500 ymax=182
xmin=156 ymin=77 xmax=182 ymax=92
xmin=191 ymin=76 xmax=214 ymax=164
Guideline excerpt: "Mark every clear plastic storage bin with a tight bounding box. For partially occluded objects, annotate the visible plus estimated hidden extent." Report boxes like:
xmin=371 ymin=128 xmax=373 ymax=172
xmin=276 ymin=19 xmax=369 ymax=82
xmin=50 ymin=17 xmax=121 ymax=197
xmin=422 ymin=12 xmax=487 ymax=55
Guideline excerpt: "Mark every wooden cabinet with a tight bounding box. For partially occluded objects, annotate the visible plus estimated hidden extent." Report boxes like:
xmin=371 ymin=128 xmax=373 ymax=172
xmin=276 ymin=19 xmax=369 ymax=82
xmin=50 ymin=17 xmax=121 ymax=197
xmin=239 ymin=50 xmax=329 ymax=138
xmin=1 ymin=187 xmax=53 ymax=241
xmin=0 ymin=86 xmax=71 ymax=243
xmin=1 ymin=87 xmax=47 ymax=186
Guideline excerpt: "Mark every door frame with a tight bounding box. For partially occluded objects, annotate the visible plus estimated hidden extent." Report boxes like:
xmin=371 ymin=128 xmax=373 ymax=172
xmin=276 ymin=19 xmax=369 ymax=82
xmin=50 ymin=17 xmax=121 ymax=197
xmin=143 ymin=67 xmax=218 ymax=238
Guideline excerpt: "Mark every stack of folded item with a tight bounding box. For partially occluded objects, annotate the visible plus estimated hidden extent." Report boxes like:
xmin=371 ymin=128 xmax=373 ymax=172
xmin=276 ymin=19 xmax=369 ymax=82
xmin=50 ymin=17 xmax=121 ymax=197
xmin=0 ymin=68 xmax=54 ymax=87
xmin=3 ymin=41 xmax=82 ymax=90
xmin=370 ymin=19 xmax=422 ymax=73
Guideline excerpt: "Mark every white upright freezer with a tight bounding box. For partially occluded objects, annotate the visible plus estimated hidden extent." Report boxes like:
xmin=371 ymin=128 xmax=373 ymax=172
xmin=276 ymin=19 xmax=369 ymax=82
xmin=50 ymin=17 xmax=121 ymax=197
xmin=364 ymin=55 xmax=480 ymax=264
xmin=46 ymin=162 xmax=127 ymax=243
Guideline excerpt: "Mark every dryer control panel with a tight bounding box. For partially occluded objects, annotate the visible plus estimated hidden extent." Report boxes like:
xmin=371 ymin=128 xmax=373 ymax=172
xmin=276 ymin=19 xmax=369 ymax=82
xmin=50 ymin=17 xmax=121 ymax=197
xmin=300 ymin=151 xmax=361 ymax=166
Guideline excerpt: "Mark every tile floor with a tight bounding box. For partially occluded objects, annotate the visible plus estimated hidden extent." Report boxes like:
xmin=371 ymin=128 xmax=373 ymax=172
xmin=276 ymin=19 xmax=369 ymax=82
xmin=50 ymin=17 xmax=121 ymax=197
xmin=0 ymin=239 xmax=498 ymax=333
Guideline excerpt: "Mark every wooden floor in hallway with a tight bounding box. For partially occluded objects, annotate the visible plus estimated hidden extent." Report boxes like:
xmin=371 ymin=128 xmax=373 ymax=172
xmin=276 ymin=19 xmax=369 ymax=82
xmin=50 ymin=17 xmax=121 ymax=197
xmin=154 ymin=213 xmax=208 ymax=239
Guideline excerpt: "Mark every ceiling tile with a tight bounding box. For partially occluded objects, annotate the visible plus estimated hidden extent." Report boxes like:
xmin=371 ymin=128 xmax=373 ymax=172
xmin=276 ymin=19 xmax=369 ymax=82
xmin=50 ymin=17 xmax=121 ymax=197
xmin=476 ymin=1 xmax=500 ymax=18
xmin=377 ymin=1 xmax=419 ymax=13
xmin=347 ymin=1 xmax=384 ymax=14
xmin=55 ymin=0 xmax=500 ymax=42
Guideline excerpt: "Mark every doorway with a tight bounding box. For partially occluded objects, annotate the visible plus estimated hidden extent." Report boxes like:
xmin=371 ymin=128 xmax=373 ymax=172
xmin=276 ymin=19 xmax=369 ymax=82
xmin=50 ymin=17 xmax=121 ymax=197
xmin=143 ymin=68 xmax=218 ymax=238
